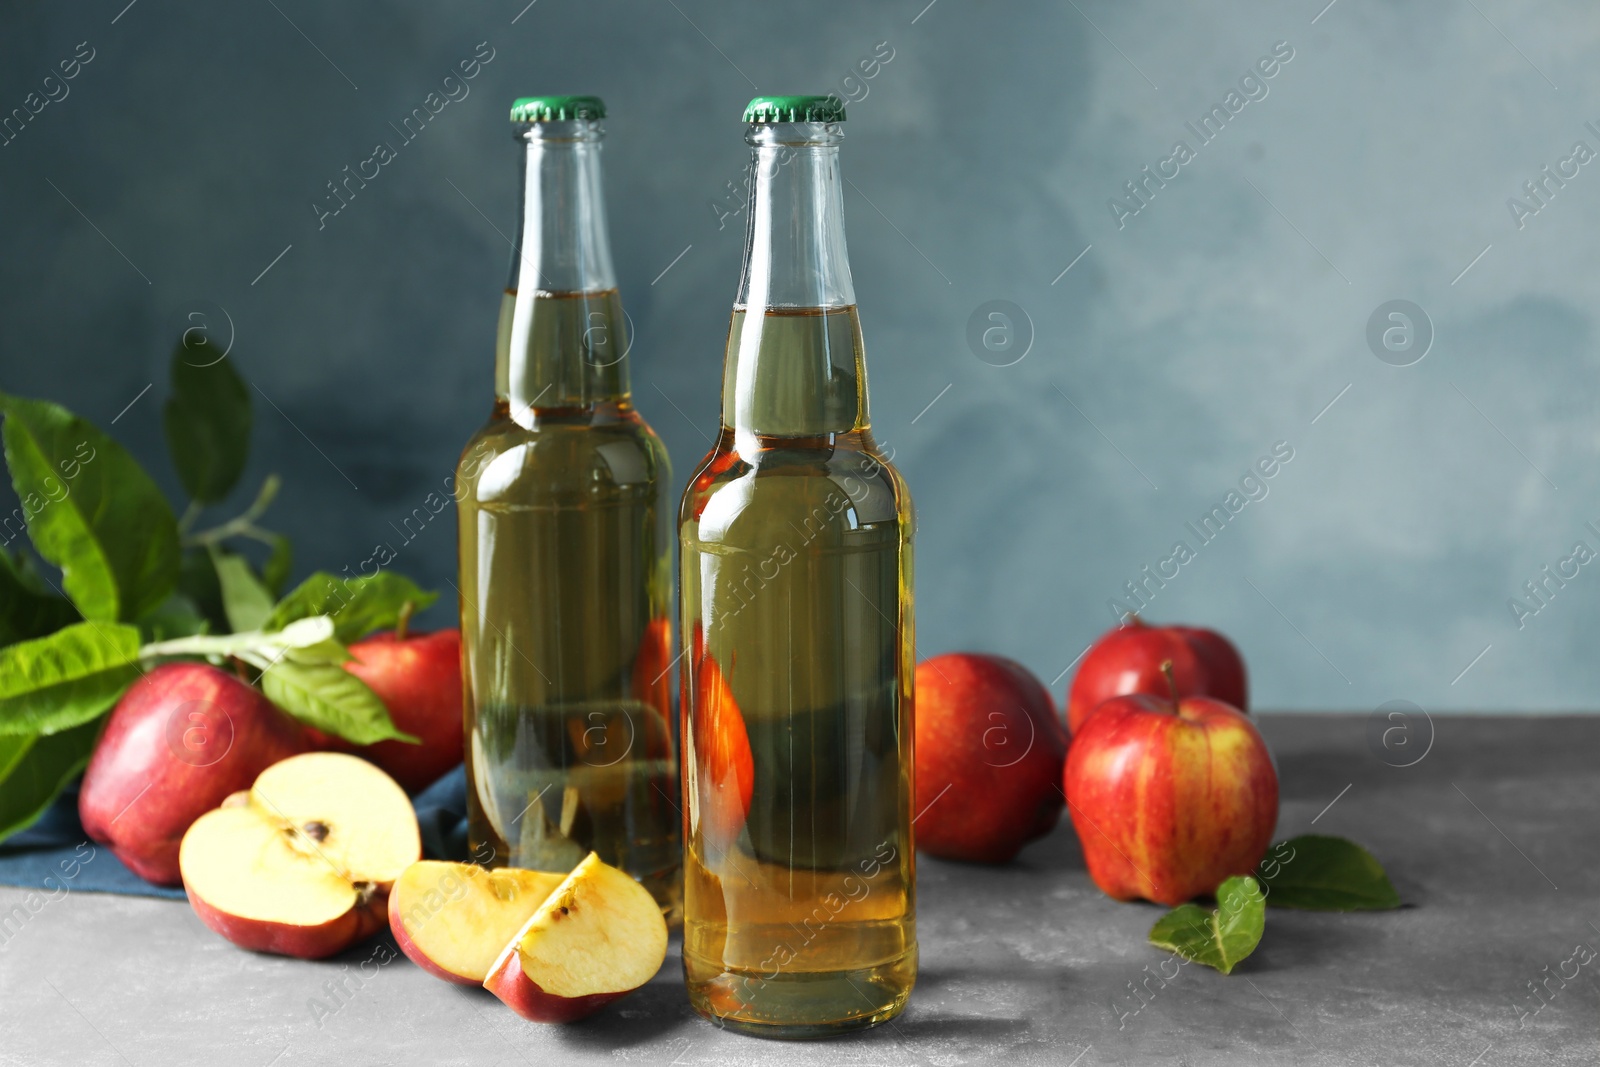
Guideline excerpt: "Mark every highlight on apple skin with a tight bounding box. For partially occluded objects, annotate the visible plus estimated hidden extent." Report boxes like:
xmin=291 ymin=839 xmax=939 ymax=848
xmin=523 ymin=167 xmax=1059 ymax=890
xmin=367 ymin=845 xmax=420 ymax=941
xmin=79 ymin=661 xmax=312 ymax=886
xmin=1065 ymin=687 xmax=1278 ymax=907
xmin=1065 ymin=617 xmax=1249 ymax=734
xmin=388 ymin=861 xmax=566 ymax=985
xmin=913 ymin=652 xmax=1068 ymax=864
xmin=179 ymin=752 xmax=421 ymax=959
xmin=483 ymin=852 xmax=669 ymax=1022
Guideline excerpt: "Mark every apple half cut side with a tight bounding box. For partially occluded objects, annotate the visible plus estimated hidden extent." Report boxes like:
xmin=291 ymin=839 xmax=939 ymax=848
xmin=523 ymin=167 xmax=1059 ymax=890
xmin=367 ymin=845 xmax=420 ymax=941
xmin=484 ymin=852 xmax=669 ymax=1022
xmin=389 ymin=861 xmax=566 ymax=985
xmin=179 ymin=752 xmax=421 ymax=959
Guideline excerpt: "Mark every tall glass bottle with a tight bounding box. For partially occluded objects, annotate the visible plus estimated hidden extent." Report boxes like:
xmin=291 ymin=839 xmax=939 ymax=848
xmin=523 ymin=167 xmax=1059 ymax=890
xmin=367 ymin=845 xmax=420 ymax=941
xmin=678 ymin=96 xmax=916 ymax=1037
xmin=457 ymin=96 xmax=679 ymax=920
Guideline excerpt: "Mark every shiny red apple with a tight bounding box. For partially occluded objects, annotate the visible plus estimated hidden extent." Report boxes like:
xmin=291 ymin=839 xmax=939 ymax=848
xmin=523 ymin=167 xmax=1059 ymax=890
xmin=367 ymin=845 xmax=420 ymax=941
xmin=334 ymin=627 xmax=462 ymax=793
xmin=914 ymin=653 xmax=1067 ymax=864
xmin=1064 ymin=668 xmax=1277 ymax=906
xmin=682 ymin=624 xmax=753 ymax=852
xmin=79 ymin=662 xmax=312 ymax=885
xmin=1066 ymin=617 xmax=1247 ymax=734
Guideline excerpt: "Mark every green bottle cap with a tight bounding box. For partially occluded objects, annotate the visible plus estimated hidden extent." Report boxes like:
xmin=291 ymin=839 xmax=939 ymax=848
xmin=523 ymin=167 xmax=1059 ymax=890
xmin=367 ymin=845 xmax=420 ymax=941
xmin=510 ymin=95 xmax=606 ymax=122
xmin=743 ymin=95 xmax=845 ymax=124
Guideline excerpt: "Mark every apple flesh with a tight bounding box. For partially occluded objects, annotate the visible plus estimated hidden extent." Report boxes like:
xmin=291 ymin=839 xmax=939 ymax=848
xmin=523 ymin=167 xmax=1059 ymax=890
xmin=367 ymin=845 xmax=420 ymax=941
xmin=484 ymin=852 xmax=669 ymax=1022
xmin=1064 ymin=685 xmax=1277 ymax=906
xmin=914 ymin=653 xmax=1068 ymax=863
xmin=79 ymin=662 xmax=312 ymax=885
xmin=1066 ymin=617 xmax=1248 ymax=734
xmin=180 ymin=752 xmax=421 ymax=958
xmin=389 ymin=861 xmax=565 ymax=985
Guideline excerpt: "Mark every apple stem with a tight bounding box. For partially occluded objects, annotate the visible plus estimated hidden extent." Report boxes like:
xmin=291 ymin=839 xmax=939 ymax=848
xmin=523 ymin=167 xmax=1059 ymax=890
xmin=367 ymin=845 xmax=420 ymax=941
xmin=395 ymin=600 xmax=414 ymax=642
xmin=1159 ymin=659 xmax=1180 ymax=706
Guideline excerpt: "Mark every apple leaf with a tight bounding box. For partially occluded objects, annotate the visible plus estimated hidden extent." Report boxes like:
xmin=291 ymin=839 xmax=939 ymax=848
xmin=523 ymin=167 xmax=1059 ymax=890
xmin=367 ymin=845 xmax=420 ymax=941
xmin=1148 ymin=875 xmax=1266 ymax=975
xmin=0 ymin=546 xmax=78 ymax=647
xmin=0 ymin=717 xmax=104 ymax=843
xmin=258 ymin=659 xmax=417 ymax=745
xmin=265 ymin=570 xmax=438 ymax=644
xmin=135 ymin=593 xmax=209 ymax=642
xmin=163 ymin=335 xmax=252 ymax=504
xmin=0 ymin=392 xmax=180 ymax=622
xmin=210 ymin=547 xmax=275 ymax=633
xmin=176 ymin=547 xmax=228 ymax=633
xmin=0 ymin=621 xmax=143 ymax=736
xmin=1255 ymin=835 xmax=1401 ymax=911
xmin=261 ymin=533 xmax=293 ymax=597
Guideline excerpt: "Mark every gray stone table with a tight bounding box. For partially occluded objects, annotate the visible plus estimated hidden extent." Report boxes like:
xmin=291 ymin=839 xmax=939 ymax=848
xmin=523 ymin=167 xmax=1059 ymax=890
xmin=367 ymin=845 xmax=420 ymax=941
xmin=1 ymin=715 xmax=1595 ymax=1066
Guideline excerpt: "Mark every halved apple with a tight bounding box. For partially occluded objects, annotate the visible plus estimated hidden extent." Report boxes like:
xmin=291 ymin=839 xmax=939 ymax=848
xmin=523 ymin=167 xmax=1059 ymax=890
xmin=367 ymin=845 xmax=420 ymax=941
xmin=388 ymin=861 xmax=565 ymax=985
xmin=179 ymin=752 xmax=420 ymax=959
xmin=484 ymin=852 xmax=669 ymax=1022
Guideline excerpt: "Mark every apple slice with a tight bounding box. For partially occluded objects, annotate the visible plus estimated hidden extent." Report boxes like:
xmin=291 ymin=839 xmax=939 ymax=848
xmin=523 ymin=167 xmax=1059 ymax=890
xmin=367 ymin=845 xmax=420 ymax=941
xmin=484 ymin=852 xmax=668 ymax=1022
xmin=389 ymin=861 xmax=566 ymax=985
xmin=179 ymin=752 xmax=420 ymax=959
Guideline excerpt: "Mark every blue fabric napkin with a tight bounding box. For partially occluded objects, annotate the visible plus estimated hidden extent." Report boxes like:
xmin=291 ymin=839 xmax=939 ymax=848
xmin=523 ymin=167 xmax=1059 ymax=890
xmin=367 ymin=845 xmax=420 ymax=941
xmin=0 ymin=766 xmax=471 ymax=901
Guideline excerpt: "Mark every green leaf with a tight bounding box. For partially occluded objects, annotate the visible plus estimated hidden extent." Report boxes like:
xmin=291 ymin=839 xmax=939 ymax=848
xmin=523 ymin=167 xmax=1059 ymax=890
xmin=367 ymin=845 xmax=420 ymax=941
xmin=136 ymin=593 xmax=209 ymax=642
xmin=0 ymin=621 xmax=143 ymax=735
xmin=265 ymin=571 xmax=438 ymax=644
xmin=209 ymin=548 xmax=274 ymax=633
xmin=0 ymin=717 xmax=104 ymax=843
xmin=258 ymin=659 xmax=415 ymax=745
xmin=1148 ymin=875 xmax=1266 ymax=975
xmin=176 ymin=547 xmax=228 ymax=633
xmin=0 ymin=546 xmax=78 ymax=646
xmin=0 ymin=393 xmax=180 ymax=621
xmin=1255 ymin=835 xmax=1402 ymax=911
xmin=261 ymin=533 xmax=293 ymax=597
xmin=163 ymin=335 xmax=252 ymax=504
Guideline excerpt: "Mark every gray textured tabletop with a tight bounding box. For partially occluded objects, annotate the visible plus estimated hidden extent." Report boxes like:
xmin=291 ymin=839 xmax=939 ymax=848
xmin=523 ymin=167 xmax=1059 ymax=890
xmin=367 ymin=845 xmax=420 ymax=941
xmin=0 ymin=714 xmax=1594 ymax=1067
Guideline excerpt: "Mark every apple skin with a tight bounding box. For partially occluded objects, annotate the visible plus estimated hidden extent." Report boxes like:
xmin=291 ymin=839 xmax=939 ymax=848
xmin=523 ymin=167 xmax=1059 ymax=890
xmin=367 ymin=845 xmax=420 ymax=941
xmin=188 ymin=885 xmax=387 ymax=960
xmin=1064 ymin=690 xmax=1277 ymax=906
xmin=335 ymin=628 xmax=463 ymax=793
xmin=79 ymin=662 xmax=311 ymax=885
xmin=682 ymin=624 xmax=754 ymax=851
xmin=388 ymin=890 xmax=474 ymax=986
xmin=1066 ymin=618 xmax=1248 ymax=734
xmin=483 ymin=947 xmax=627 ymax=1023
xmin=914 ymin=653 xmax=1068 ymax=864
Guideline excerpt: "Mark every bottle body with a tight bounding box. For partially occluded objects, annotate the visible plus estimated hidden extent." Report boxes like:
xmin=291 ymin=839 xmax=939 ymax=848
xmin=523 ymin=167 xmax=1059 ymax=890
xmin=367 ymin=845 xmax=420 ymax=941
xmin=680 ymin=194 xmax=916 ymax=1034
xmin=460 ymin=105 xmax=680 ymax=920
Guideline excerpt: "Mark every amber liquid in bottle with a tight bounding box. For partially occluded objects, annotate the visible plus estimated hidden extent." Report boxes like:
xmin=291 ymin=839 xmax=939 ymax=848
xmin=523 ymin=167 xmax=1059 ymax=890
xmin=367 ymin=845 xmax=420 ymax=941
xmin=458 ymin=114 xmax=679 ymax=920
xmin=679 ymin=117 xmax=916 ymax=1037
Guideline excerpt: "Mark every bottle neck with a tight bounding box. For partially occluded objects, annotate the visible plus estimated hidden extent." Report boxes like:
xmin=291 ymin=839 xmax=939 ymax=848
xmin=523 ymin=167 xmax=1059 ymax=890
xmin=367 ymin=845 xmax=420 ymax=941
xmin=723 ymin=123 xmax=867 ymax=441
xmin=496 ymin=120 xmax=629 ymax=417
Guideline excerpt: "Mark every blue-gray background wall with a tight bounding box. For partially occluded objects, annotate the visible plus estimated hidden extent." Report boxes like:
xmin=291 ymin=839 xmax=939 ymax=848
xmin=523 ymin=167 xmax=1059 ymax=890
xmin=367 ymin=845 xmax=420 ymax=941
xmin=2 ymin=1 xmax=1594 ymax=712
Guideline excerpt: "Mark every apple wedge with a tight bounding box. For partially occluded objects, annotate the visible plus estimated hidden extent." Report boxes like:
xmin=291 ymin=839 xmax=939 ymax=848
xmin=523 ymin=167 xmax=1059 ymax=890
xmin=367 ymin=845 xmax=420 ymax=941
xmin=484 ymin=852 xmax=668 ymax=1022
xmin=179 ymin=752 xmax=421 ymax=959
xmin=389 ymin=861 xmax=566 ymax=985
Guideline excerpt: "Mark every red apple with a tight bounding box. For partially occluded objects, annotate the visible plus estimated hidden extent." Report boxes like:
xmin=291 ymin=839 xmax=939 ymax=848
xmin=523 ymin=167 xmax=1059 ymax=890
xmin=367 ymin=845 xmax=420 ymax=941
xmin=483 ymin=852 xmax=669 ymax=1022
xmin=629 ymin=617 xmax=675 ymax=760
xmin=1066 ymin=617 xmax=1247 ymax=734
xmin=914 ymin=653 xmax=1068 ymax=864
xmin=338 ymin=628 xmax=463 ymax=793
xmin=79 ymin=662 xmax=312 ymax=885
xmin=682 ymin=625 xmax=753 ymax=852
xmin=1064 ymin=670 xmax=1277 ymax=906
xmin=180 ymin=752 xmax=421 ymax=959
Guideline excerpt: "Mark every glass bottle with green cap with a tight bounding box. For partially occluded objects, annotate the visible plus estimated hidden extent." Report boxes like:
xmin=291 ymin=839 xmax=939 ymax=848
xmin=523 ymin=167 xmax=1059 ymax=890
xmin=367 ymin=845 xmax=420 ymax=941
xmin=457 ymin=95 xmax=680 ymax=921
xmin=678 ymin=95 xmax=916 ymax=1036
